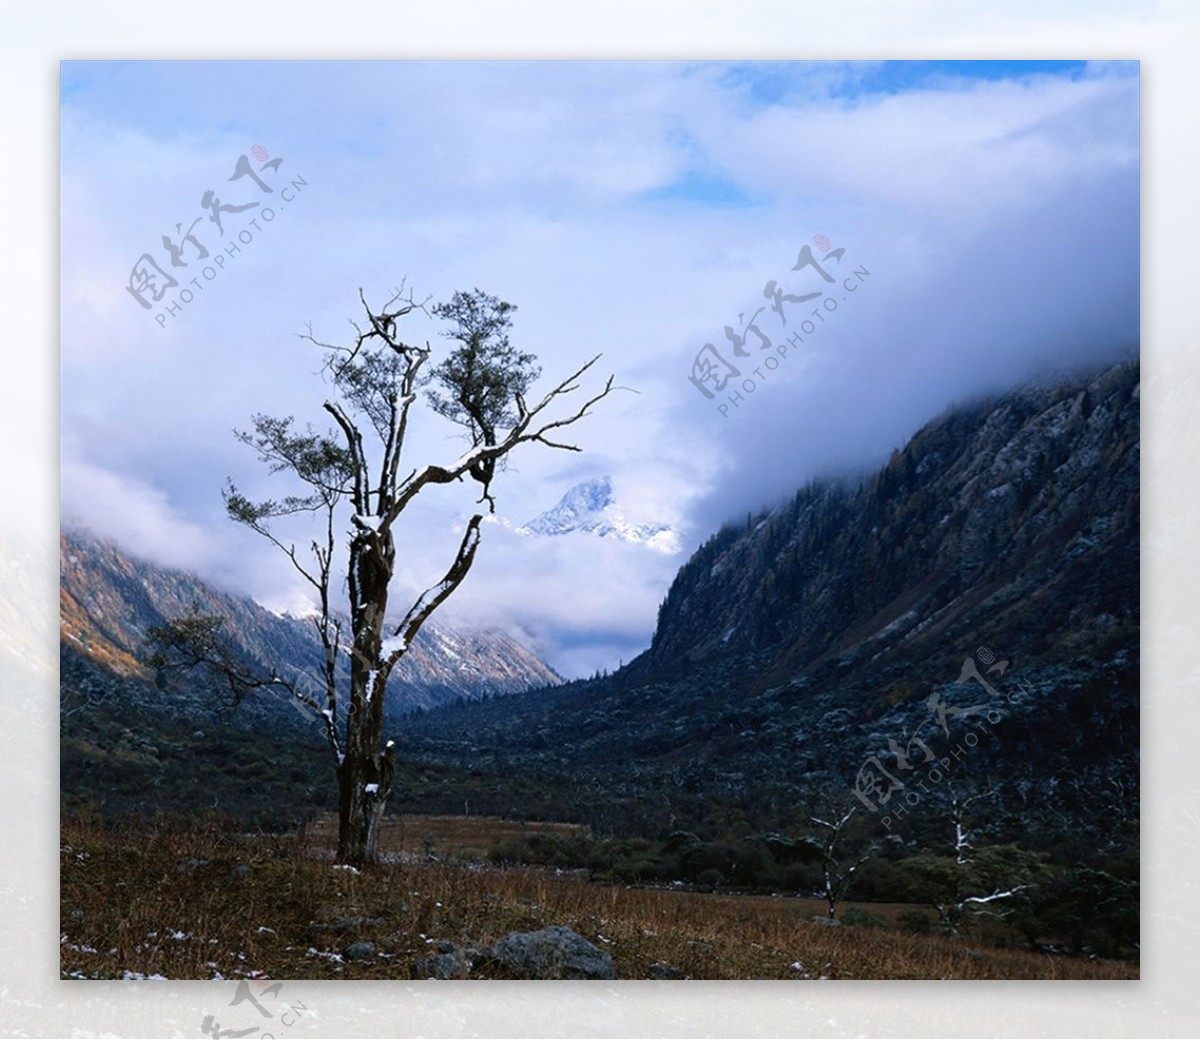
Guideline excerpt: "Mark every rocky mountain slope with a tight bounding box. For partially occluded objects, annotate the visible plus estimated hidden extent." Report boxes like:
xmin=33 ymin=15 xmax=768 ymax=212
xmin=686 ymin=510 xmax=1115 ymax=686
xmin=61 ymin=528 xmax=561 ymax=713
xmin=407 ymin=358 xmax=1139 ymax=853
xmin=643 ymin=356 xmax=1138 ymax=687
xmin=59 ymin=527 xmax=563 ymax=821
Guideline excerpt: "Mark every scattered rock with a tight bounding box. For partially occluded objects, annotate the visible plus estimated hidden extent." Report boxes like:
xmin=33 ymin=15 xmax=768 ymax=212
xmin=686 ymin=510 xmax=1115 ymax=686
xmin=413 ymin=952 xmax=463 ymax=980
xmin=176 ymin=858 xmax=210 ymax=875
xmin=413 ymin=942 xmax=481 ymax=980
xmin=343 ymin=941 xmax=376 ymax=962
xmin=488 ymin=926 xmax=616 ymax=980
xmin=810 ymin=915 xmax=841 ymax=927
xmin=411 ymin=939 xmax=484 ymax=979
xmin=229 ymin=864 xmax=253 ymax=879
xmin=648 ymin=962 xmax=686 ymax=979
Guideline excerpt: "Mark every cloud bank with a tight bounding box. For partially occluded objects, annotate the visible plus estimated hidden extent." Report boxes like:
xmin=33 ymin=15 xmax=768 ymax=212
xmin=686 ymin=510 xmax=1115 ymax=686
xmin=60 ymin=60 xmax=1139 ymax=676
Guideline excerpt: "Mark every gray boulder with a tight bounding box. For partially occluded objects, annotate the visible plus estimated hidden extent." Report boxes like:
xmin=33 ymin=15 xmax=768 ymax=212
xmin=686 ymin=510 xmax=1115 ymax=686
xmin=343 ymin=941 xmax=376 ymax=962
xmin=488 ymin=925 xmax=616 ymax=980
xmin=413 ymin=944 xmax=480 ymax=980
xmin=413 ymin=953 xmax=462 ymax=980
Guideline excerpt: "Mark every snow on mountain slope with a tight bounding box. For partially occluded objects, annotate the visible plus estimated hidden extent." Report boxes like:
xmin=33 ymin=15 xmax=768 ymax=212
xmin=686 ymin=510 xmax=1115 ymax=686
xmin=517 ymin=476 xmax=680 ymax=553
xmin=59 ymin=528 xmax=562 ymax=712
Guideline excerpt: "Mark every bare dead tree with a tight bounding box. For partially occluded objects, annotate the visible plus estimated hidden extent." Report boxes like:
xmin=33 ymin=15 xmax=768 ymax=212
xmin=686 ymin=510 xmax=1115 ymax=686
xmin=150 ymin=283 xmax=616 ymax=866
xmin=949 ymin=781 xmax=997 ymax=864
xmin=899 ymin=778 xmax=1047 ymax=935
xmin=807 ymin=799 xmax=879 ymax=919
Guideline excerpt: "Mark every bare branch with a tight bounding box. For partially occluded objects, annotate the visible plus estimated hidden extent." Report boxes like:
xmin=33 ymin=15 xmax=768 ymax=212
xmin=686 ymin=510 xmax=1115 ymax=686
xmin=389 ymin=355 xmax=619 ymax=521
xmin=963 ymin=885 xmax=1031 ymax=906
xmin=387 ymin=515 xmax=483 ymax=667
xmin=147 ymin=613 xmax=342 ymax=767
xmin=301 ymin=282 xmax=431 ymax=381
xmin=323 ymin=401 xmax=369 ymax=514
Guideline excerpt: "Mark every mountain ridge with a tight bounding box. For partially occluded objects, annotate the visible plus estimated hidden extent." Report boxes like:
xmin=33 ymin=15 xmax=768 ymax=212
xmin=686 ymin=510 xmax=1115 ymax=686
xmin=60 ymin=527 xmax=562 ymax=714
xmin=405 ymin=357 xmax=1139 ymax=852
xmin=639 ymin=356 xmax=1138 ymax=688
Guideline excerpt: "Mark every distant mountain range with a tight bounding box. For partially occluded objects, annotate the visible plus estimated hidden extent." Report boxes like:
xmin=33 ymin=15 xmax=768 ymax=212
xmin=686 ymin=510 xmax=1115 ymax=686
xmin=518 ymin=475 xmax=680 ymax=554
xmin=60 ymin=528 xmax=561 ymax=714
xmin=59 ymin=527 xmax=565 ymax=821
xmin=60 ymin=357 xmax=1139 ymax=862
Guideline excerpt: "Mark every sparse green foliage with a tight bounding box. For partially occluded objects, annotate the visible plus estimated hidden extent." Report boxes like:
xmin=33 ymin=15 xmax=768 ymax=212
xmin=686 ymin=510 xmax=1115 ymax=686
xmin=148 ymin=613 xmax=248 ymax=706
xmin=427 ymin=289 xmax=541 ymax=441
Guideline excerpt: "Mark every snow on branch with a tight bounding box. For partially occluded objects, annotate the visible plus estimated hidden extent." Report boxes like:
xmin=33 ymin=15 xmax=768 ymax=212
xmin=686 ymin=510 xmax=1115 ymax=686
xmin=386 ymin=516 xmax=483 ymax=667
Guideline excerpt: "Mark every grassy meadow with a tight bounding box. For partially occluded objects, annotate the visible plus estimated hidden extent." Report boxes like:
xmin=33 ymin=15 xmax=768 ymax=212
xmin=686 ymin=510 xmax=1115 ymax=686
xmin=60 ymin=812 xmax=1136 ymax=981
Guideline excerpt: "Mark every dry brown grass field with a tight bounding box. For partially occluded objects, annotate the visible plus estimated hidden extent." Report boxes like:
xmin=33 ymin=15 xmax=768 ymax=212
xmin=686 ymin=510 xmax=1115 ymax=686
xmin=301 ymin=811 xmax=590 ymax=860
xmin=60 ymin=813 xmax=1137 ymax=981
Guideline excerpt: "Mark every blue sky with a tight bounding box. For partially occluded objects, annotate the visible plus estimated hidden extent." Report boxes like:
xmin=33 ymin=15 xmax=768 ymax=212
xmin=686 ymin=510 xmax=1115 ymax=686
xmin=59 ymin=59 xmax=1139 ymax=677
xmin=716 ymin=58 xmax=1092 ymax=106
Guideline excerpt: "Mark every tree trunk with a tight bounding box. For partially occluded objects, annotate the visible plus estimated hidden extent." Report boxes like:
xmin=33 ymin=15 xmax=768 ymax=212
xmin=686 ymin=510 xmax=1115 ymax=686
xmin=336 ymin=744 xmax=395 ymax=866
xmin=336 ymin=529 xmax=396 ymax=866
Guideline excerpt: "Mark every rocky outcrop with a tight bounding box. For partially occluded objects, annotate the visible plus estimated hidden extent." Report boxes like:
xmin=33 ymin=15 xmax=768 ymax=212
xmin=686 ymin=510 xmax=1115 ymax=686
xmin=645 ymin=358 xmax=1138 ymax=686
xmin=409 ymin=927 xmax=617 ymax=980
xmin=486 ymin=925 xmax=616 ymax=980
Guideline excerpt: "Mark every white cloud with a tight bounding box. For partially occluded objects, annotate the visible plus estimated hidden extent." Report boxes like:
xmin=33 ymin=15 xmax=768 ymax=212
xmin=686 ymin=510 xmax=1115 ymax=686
xmin=59 ymin=59 xmax=1139 ymax=676
xmin=60 ymin=450 xmax=216 ymax=573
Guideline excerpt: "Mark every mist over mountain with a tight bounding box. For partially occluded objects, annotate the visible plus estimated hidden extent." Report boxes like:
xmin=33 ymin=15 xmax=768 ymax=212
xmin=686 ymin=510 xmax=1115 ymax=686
xmin=408 ymin=357 xmax=1139 ymax=853
xmin=643 ymin=357 xmax=1138 ymax=685
xmin=61 ymin=528 xmax=562 ymax=713
xmin=60 ymin=357 xmax=1138 ymax=861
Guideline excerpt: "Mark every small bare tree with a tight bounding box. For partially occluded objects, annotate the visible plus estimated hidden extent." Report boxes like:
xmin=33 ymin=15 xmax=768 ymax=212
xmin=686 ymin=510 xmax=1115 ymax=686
xmin=899 ymin=781 xmax=1048 ymax=934
xmin=151 ymin=284 xmax=615 ymax=866
xmin=806 ymin=799 xmax=879 ymax=919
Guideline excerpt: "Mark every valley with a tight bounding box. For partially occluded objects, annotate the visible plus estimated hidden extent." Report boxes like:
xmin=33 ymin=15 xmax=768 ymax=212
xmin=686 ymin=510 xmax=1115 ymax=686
xmin=59 ymin=357 xmax=1140 ymax=977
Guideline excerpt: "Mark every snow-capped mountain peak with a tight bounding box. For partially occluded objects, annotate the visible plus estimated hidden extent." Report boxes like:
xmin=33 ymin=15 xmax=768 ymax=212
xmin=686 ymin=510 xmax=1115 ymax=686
xmin=518 ymin=476 xmax=680 ymax=553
